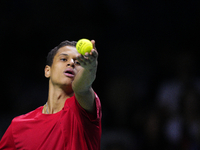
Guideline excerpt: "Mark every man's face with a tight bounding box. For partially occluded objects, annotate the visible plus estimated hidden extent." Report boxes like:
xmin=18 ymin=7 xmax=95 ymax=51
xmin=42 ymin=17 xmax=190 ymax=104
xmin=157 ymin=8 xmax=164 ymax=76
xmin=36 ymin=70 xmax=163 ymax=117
xmin=45 ymin=46 xmax=82 ymax=88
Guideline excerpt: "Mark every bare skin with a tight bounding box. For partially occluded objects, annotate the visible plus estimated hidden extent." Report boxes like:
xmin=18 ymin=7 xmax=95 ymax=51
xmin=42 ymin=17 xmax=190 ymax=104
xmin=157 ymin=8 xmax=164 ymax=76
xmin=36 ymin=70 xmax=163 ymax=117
xmin=43 ymin=40 xmax=98 ymax=114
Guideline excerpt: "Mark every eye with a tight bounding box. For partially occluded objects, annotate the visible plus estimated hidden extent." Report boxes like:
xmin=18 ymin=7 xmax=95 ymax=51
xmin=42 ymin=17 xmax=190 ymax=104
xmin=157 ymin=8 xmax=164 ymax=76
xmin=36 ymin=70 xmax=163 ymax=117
xmin=60 ymin=58 xmax=67 ymax=62
xmin=75 ymin=60 xmax=80 ymax=65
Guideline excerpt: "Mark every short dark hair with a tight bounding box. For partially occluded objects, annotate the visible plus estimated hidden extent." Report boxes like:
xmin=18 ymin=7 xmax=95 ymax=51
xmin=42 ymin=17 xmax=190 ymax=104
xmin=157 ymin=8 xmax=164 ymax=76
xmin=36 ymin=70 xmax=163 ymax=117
xmin=46 ymin=40 xmax=77 ymax=66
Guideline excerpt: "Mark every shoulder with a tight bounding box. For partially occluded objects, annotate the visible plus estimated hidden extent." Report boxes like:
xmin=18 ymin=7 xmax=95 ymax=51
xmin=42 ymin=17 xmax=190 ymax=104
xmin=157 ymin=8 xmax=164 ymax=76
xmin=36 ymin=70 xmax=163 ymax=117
xmin=12 ymin=106 xmax=43 ymax=123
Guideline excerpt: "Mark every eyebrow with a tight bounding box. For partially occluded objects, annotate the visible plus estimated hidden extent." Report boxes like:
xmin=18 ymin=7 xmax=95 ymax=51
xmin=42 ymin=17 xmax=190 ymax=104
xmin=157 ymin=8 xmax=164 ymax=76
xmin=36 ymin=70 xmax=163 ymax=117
xmin=59 ymin=53 xmax=69 ymax=56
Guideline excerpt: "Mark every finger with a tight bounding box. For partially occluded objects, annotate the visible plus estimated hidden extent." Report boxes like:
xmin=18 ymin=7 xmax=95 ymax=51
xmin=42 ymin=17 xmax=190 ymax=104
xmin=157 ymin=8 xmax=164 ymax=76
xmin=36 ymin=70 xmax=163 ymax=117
xmin=77 ymin=54 xmax=85 ymax=62
xmin=90 ymin=49 xmax=98 ymax=58
xmin=77 ymin=57 xmax=87 ymax=66
xmin=77 ymin=54 xmax=84 ymax=59
xmin=91 ymin=40 xmax=96 ymax=50
xmin=84 ymin=53 xmax=92 ymax=62
xmin=87 ymin=54 xmax=95 ymax=62
xmin=77 ymin=54 xmax=91 ymax=64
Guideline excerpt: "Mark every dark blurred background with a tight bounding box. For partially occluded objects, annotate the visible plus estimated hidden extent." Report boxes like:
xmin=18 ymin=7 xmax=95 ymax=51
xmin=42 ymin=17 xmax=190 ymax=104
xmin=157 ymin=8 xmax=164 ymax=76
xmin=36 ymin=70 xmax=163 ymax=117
xmin=0 ymin=0 xmax=200 ymax=149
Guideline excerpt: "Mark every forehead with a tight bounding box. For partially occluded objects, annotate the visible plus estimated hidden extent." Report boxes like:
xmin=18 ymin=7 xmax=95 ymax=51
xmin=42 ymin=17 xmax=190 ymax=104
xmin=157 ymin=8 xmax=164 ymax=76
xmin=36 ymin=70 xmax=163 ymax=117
xmin=56 ymin=46 xmax=79 ymax=57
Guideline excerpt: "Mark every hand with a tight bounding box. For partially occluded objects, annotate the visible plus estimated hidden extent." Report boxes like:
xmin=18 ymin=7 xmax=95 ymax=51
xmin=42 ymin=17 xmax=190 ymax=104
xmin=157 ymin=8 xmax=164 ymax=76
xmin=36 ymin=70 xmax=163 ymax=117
xmin=76 ymin=40 xmax=98 ymax=71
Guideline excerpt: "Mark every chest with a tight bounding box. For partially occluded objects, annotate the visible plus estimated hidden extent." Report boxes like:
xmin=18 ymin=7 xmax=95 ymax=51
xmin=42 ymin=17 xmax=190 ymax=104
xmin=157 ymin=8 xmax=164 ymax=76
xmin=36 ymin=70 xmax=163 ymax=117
xmin=12 ymin=111 xmax=84 ymax=150
xmin=13 ymin=117 xmax=63 ymax=149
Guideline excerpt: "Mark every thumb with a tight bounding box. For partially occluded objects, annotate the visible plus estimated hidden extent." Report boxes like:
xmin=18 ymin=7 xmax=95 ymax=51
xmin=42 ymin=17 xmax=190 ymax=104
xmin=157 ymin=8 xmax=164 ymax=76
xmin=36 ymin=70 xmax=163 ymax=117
xmin=91 ymin=40 xmax=96 ymax=49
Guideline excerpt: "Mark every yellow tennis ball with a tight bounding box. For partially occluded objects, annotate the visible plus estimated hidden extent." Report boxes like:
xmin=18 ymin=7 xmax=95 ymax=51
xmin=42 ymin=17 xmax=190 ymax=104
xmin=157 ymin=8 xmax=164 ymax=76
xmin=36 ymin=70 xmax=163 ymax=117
xmin=76 ymin=39 xmax=93 ymax=55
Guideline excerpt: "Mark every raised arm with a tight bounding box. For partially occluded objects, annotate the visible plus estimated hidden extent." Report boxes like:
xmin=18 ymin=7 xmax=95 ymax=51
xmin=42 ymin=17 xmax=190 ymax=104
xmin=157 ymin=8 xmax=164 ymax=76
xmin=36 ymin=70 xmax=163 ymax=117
xmin=72 ymin=40 xmax=98 ymax=114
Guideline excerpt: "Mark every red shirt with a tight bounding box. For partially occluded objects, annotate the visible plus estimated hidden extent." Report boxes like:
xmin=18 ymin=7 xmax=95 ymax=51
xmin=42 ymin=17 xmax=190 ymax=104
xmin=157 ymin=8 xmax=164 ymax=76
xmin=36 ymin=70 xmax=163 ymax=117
xmin=0 ymin=94 xmax=102 ymax=150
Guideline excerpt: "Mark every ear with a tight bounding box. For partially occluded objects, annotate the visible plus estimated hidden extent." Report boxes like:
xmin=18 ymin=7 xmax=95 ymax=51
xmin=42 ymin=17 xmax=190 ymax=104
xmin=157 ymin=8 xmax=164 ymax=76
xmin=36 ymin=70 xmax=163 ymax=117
xmin=44 ymin=65 xmax=51 ymax=78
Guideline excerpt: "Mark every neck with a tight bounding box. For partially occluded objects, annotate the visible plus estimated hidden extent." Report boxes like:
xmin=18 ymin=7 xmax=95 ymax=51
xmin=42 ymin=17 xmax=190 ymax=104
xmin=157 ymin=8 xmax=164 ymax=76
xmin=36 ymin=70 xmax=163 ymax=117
xmin=46 ymin=82 xmax=74 ymax=114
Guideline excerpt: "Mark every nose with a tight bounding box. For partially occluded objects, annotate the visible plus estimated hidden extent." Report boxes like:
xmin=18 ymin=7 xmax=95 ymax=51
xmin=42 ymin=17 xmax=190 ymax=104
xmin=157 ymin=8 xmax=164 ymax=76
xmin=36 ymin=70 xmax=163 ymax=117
xmin=67 ymin=59 xmax=75 ymax=67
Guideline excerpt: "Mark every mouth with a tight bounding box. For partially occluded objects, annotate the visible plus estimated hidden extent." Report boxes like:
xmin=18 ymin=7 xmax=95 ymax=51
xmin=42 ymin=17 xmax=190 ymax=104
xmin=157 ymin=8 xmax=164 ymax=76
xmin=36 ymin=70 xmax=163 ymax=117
xmin=64 ymin=68 xmax=75 ymax=78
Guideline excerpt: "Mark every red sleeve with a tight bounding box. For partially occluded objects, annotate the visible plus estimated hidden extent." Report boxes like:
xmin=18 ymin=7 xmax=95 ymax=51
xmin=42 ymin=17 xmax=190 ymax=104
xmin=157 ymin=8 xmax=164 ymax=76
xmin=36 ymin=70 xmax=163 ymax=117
xmin=0 ymin=123 xmax=16 ymax=150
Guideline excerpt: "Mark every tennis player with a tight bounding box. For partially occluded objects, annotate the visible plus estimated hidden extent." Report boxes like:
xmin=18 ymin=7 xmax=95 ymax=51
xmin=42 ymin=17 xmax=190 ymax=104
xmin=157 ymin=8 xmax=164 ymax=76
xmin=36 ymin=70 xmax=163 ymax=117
xmin=0 ymin=40 xmax=101 ymax=150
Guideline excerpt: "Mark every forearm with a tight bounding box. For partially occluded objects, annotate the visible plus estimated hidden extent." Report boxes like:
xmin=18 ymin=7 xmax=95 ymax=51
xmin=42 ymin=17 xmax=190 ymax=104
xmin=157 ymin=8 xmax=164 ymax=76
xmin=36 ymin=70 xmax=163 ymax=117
xmin=72 ymin=67 xmax=96 ymax=93
xmin=72 ymin=68 xmax=97 ymax=113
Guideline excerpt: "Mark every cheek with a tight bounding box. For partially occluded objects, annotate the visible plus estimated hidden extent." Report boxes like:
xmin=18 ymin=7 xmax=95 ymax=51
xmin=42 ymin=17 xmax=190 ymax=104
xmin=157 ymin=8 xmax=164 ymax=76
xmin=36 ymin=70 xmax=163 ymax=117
xmin=50 ymin=65 xmax=61 ymax=78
